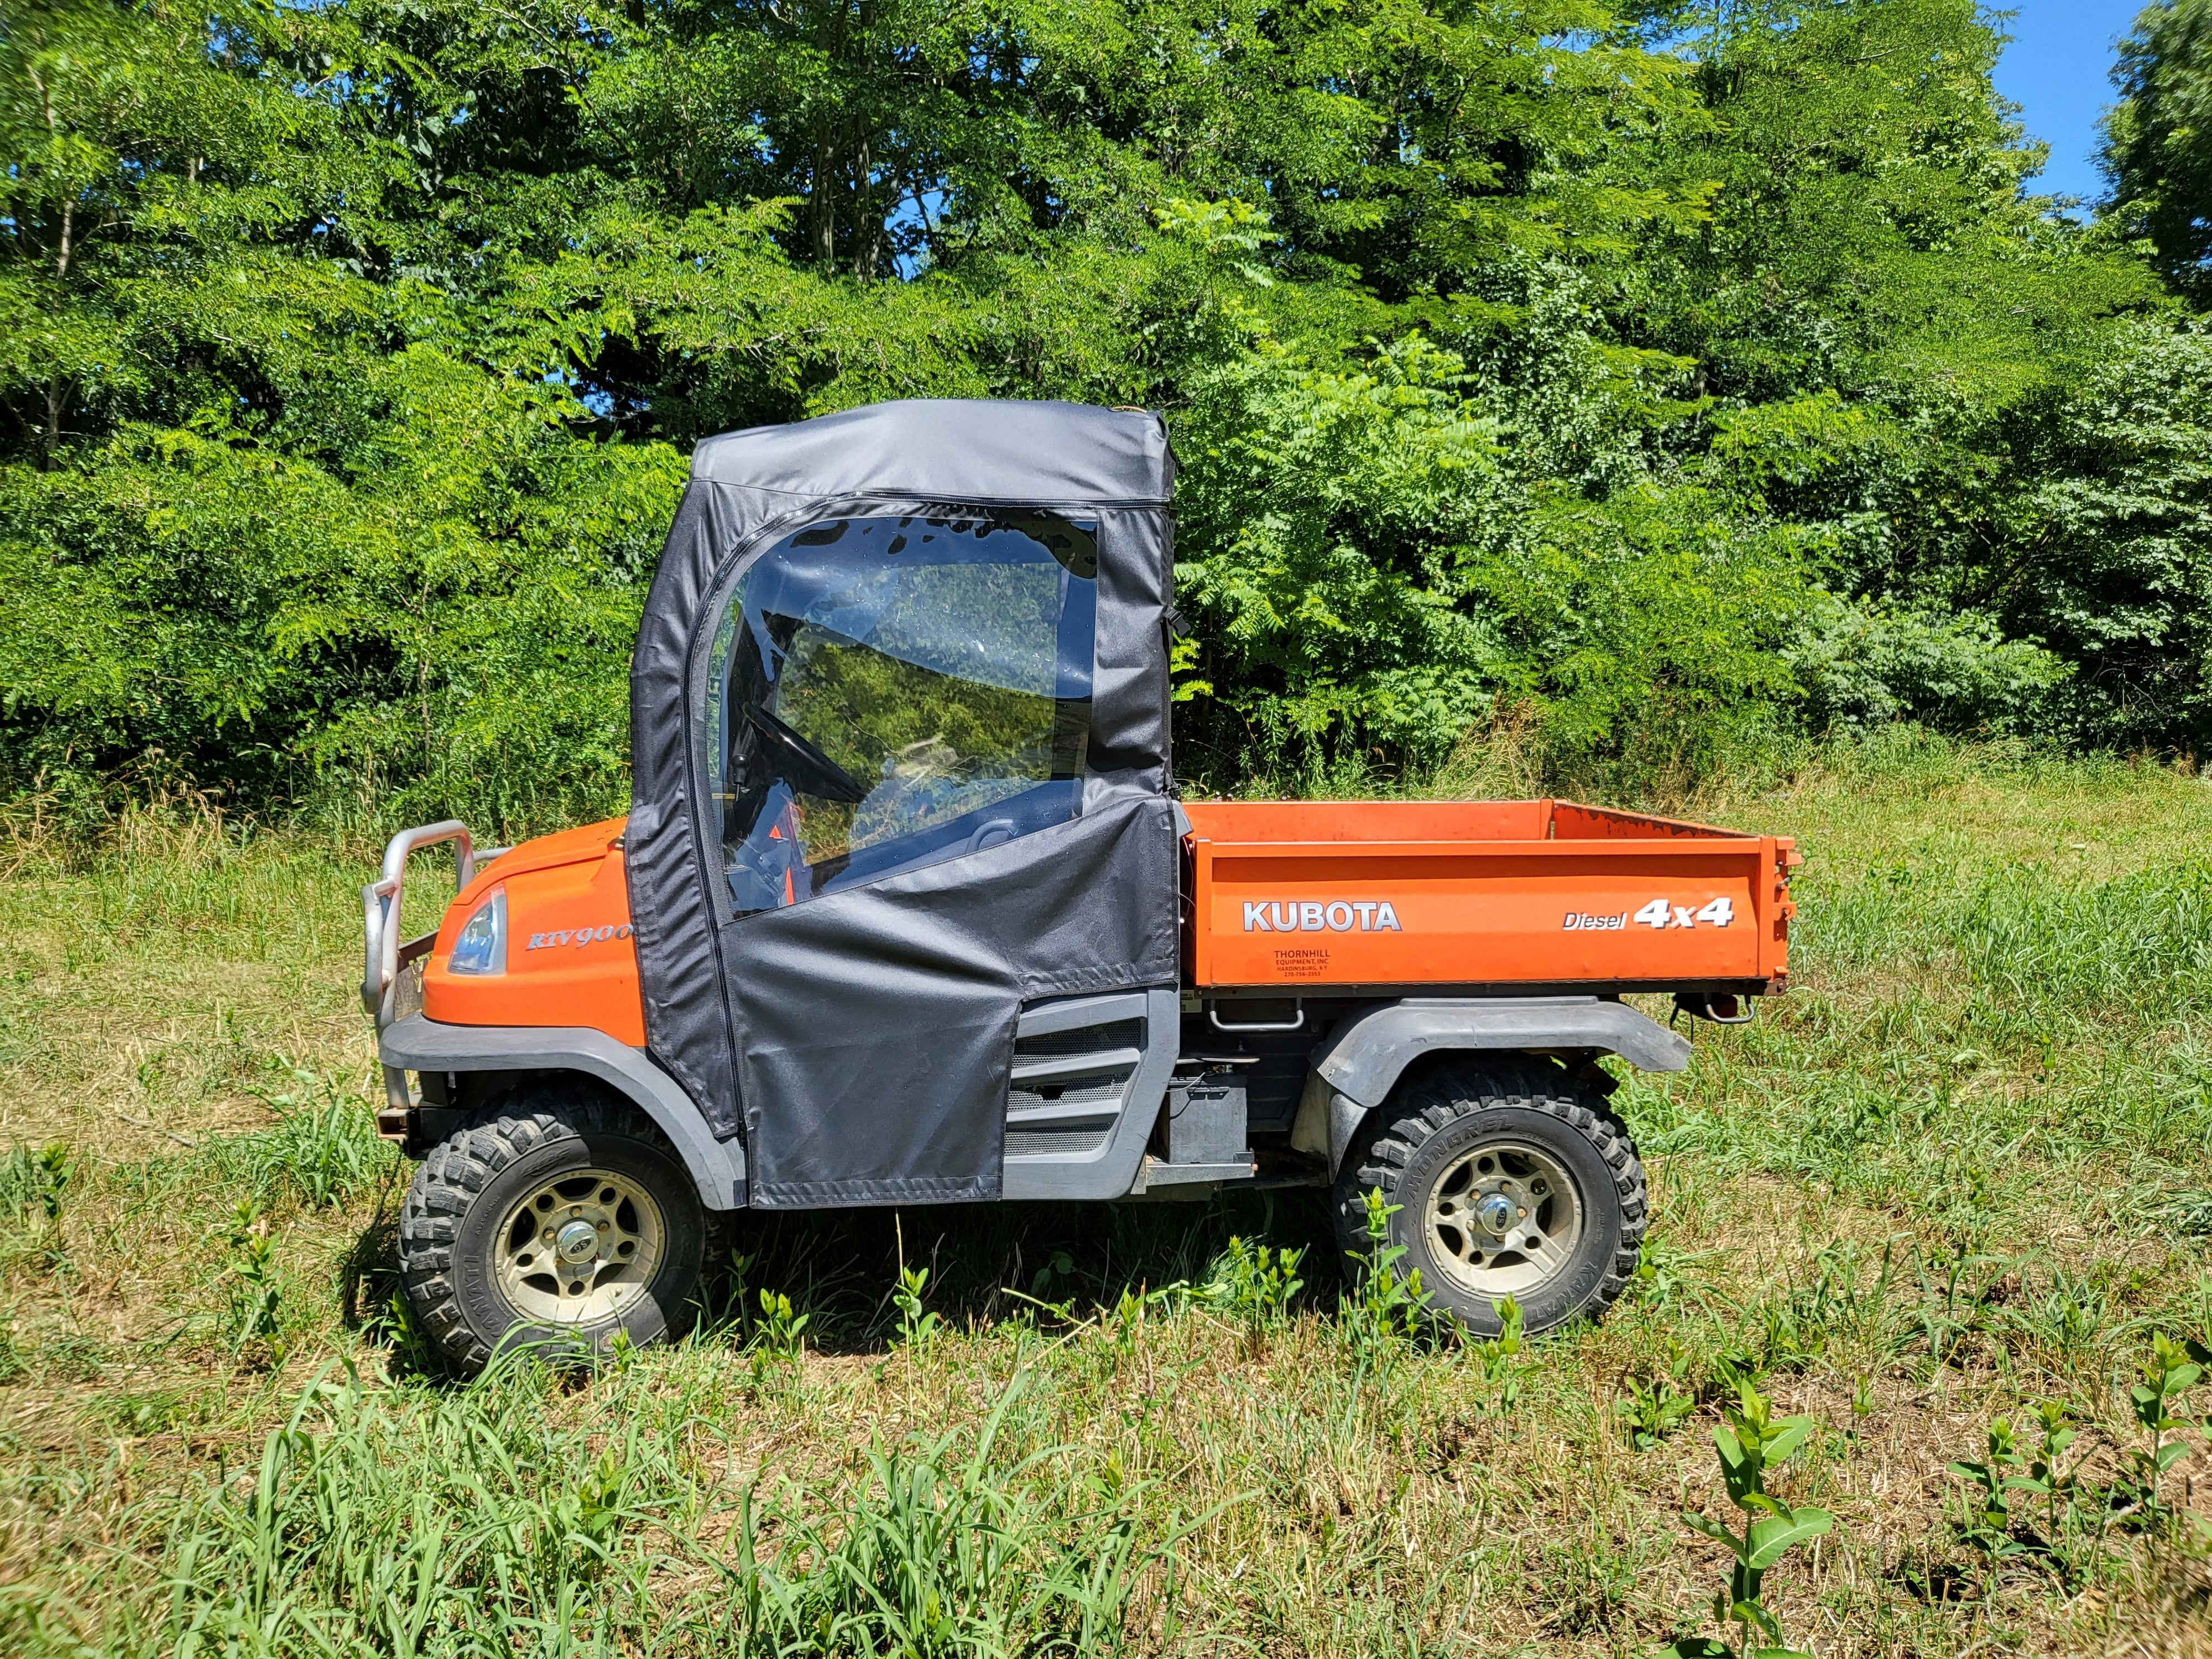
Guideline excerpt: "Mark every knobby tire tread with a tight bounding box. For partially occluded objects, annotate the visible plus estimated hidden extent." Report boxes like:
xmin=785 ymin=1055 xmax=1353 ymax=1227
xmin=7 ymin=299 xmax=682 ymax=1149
xmin=398 ymin=1085 xmax=697 ymax=1372
xmin=1333 ymin=1060 xmax=1648 ymax=1331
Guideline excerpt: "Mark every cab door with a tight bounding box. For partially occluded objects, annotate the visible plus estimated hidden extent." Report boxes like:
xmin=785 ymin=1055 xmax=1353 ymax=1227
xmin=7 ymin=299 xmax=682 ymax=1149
xmin=696 ymin=510 xmax=1179 ymax=1207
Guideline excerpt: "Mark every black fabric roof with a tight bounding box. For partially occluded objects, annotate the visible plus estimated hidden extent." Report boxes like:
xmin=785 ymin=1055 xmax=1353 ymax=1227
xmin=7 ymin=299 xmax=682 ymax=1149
xmin=687 ymin=399 xmax=1172 ymax=505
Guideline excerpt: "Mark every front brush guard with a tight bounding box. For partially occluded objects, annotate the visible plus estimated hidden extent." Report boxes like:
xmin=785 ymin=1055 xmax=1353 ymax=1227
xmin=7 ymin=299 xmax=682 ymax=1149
xmin=361 ymin=821 xmax=504 ymax=1110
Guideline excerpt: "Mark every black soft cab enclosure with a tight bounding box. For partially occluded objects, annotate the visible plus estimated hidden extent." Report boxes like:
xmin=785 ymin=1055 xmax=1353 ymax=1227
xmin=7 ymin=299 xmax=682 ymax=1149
xmin=624 ymin=400 xmax=1183 ymax=1208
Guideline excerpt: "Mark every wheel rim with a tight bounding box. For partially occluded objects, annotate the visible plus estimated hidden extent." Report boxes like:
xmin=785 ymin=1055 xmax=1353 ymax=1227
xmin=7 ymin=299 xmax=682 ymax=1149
xmin=1423 ymin=1139 xmax=1584 ymax=1304
xmin=492 ymin=1167 xmax=665 ymax=1325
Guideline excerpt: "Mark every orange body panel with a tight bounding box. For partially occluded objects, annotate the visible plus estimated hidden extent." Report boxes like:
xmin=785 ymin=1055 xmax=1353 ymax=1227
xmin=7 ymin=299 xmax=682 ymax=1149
xmin=421 ymin=816 xmax=646 ymax=1044
xmin=418 ymin=800 xmax=1793 ymax=1036
xmin=1183 ymin=800 xmax=1795 ymax=992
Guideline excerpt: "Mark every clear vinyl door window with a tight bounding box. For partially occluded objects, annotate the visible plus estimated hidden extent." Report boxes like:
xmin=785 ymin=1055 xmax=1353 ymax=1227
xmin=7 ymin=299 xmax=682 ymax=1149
xmin=703 ymin=513 xmax=1097 ymax=914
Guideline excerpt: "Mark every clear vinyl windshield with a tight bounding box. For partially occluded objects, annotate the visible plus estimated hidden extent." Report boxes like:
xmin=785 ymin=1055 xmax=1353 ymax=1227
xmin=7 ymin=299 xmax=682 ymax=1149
xmin=703 ymin=513 xmax=1098 ymax=914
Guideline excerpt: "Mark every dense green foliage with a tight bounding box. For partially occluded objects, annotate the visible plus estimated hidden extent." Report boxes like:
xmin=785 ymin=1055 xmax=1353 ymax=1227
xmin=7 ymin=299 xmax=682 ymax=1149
xmin=2108 ymin=0 xmax=2212 ymax=304
xmin=5 ymin=0 xmax=2212 ymax=830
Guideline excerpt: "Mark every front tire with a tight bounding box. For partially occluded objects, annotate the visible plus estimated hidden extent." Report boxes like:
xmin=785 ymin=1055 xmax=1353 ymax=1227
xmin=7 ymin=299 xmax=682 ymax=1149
xmin=1334 ymin=1059 xmax=1646 ymax=1337
xmin=398 ymin=1084 xmax=710 ymax=1373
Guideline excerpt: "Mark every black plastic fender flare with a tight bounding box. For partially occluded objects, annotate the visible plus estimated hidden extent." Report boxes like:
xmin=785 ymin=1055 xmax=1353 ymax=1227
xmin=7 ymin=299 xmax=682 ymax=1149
xmin=379 ymin=1013 xmax=747 ymax=1209
xmin=1291 ymin=995 xmax=1692 ymax=1176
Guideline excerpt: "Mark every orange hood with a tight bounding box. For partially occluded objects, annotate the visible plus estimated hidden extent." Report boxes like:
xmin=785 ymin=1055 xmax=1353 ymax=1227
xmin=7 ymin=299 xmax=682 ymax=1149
xmin=421 ymin=816 xmax=645 ymax=1045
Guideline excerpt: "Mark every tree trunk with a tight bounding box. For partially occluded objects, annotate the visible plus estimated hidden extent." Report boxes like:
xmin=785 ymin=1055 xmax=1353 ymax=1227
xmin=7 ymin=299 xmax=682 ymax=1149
xmin=808 ymin=0 xmax=854 ymax=265
xmin=854 ymin=135 xmax=875 ymax=278
xmin=811 ymin=128 xmax=838 ymax=263
xmin=43 ymin=378 xmax=66 ymax=469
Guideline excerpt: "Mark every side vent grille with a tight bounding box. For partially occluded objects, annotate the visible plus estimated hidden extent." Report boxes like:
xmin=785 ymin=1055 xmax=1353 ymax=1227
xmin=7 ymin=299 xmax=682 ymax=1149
xmin=1005 ymin=1014 xmax=1145 ymax=1164
xmin=1008 ymin=1075 xmax=1126 ymax=1109
xmin=1014 ymin=1019 xmax=1142 ymax=1061
xmin=1008 ymin=1126 xmax=1112 ymax=1158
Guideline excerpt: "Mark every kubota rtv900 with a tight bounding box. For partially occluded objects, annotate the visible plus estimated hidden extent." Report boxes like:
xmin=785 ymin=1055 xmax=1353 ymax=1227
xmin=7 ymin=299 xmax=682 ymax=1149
xmin=362 ymin=400 xmax=1796 ymax=1371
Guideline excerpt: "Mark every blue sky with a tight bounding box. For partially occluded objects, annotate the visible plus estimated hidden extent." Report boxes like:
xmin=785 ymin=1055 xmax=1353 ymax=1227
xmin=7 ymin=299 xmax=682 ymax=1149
xmin=1990 ymin=1 xmax=2145 ymax=204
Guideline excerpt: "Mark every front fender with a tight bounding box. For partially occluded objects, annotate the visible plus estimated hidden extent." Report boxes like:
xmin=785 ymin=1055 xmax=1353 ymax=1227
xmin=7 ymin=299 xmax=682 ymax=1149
xmin=379 ymin=1014 xmax=746 ymax=1209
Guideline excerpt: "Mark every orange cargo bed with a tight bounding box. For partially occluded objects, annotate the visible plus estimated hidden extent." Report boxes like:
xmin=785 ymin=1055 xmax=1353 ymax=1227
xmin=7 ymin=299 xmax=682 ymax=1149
xmin=1182 ymin=799 xmax=1796 ymax=996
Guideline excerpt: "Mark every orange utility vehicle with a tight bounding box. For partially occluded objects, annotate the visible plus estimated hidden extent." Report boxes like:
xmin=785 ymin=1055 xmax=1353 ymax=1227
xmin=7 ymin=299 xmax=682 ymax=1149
xmin=367 ymin=401 xmax=1795 ymax=1371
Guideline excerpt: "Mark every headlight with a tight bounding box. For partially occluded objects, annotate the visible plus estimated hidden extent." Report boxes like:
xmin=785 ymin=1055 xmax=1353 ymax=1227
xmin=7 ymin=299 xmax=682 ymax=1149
xmin=448 ymin=887 xmax=507 ymax=975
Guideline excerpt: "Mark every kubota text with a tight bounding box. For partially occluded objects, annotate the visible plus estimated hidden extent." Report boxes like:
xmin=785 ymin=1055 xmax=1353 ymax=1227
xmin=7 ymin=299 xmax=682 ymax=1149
xmin=1243 ymin=900 xmax=1404 ymax=933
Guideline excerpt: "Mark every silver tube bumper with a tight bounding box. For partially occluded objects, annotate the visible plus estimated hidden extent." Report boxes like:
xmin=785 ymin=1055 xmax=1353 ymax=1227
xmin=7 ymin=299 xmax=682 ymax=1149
xmin=361 ymin=821 xmax=478 ymax=1112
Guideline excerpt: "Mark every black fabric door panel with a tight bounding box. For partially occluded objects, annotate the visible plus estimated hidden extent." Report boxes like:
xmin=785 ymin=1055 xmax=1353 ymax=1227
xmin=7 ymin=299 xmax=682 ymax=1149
xmin=728 ymin=791 xmax=1178 ymax=1208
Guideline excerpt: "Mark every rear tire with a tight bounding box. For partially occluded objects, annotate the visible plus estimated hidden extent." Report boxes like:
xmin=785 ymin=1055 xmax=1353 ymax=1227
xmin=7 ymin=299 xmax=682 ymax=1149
xmin=1334 ymin=1058 xmax=1646 ymax=1337
xmin=398 ymin=1082 xmax=711 ymax=1373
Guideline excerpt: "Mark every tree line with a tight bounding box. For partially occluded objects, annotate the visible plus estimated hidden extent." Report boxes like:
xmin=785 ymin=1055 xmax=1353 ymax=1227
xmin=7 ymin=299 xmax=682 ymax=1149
xmin=7 ymin=0 xmax=2212 ymax=832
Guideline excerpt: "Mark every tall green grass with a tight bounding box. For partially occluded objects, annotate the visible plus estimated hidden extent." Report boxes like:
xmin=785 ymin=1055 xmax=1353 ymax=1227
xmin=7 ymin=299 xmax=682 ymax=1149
xmin=9 ymin=739 xmax=2212 ymax=1656
xmin=45 ymin=1353 xmax=1215 ymax=1656
xmin=1809 ymin=859 xmax=2212 ymax=1017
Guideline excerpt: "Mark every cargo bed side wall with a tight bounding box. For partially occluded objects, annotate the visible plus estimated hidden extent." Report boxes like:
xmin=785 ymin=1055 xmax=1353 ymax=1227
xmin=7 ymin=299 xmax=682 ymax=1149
xmin=1184 ymin=803 xmax=1788 ymax=993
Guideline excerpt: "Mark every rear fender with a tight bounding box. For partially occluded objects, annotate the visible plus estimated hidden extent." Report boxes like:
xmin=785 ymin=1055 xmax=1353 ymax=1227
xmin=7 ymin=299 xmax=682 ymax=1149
xmin=379 ymin=1014 xmax=745 ymax=1209
xmin=1291 ymin=996 xmax=1691 ymax=1176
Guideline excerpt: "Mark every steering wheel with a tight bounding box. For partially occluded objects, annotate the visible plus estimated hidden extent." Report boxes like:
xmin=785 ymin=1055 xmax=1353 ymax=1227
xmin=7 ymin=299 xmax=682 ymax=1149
xmin=963 ymin=817 xmax=1018 ymax=854
xmin=744 ymin=706 xmax=869 ymax=804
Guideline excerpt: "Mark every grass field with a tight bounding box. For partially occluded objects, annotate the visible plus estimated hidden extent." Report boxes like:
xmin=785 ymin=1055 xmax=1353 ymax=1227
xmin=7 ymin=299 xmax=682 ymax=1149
xmin=6 ymin=734 xmax=2212 ymax=1656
